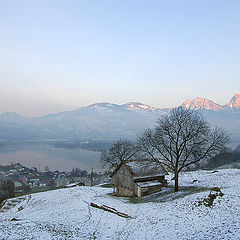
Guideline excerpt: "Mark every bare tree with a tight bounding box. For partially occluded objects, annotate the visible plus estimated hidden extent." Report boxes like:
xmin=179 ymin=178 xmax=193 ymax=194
xmin=100 ymin=139 xmax=138 ymax=170
xmin=137 ymin=107 xmax=230 ymax=192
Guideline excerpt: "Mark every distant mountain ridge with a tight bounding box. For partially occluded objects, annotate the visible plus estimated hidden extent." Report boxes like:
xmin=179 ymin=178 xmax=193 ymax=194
xmin=180 ymin=93 xmax=240 ymax=147
xmin=0 ymin=94 xmax=240 ymax=145
xmin=80 ymin=102 xmax=162 ymax=112
xmin=0 ymin=101 xmax=169 ymax=141
xmin=181 ymin=97 xmax=224 ymax=111
xmin=181 ymin=93 xmax=240 ymax=111
xmin=225 ymin=93 xmax=240 ymax=110
xmin=81 ymin=93 xmax=240 ymax=112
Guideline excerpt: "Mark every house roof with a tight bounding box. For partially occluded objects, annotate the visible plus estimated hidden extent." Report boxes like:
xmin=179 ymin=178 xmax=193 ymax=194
xmin=110 ymin=159 xmax=168 ymax=179
xmin=136 ymin=180 xmax=162 ymax=188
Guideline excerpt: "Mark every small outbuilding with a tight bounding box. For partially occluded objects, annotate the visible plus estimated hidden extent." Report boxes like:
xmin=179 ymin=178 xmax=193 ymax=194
xmin=110 ymin=159 xmax=168 ymax=197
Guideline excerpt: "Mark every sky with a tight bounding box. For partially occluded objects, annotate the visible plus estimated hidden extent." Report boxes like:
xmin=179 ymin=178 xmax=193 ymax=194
xmin=0 ymin=0 xmax=240 ymax=116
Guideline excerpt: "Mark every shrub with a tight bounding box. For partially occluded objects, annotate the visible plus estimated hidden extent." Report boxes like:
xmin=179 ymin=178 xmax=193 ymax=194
xmin=0 ymin=179 xmax=15 ymax=204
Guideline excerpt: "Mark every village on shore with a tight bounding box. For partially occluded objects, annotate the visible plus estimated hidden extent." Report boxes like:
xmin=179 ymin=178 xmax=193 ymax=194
xmin=0 ymin=163 xmax=110 ymax=195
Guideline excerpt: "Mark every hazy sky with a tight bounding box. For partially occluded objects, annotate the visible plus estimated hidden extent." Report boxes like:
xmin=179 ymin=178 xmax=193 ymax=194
xmin=0 ymin=0 xmax=240 ymax=116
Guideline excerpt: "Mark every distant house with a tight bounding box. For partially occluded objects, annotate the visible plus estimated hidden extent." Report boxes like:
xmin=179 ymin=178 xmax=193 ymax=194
xmin=55 ymin=178 xmax=70 ymax=187
xmin=39 ymin=181 xmax=48 ymax=187
xmin=110 ymin=159 xmax=168 ymax=197
xmin=14 ymin=181 xmax=24 ymax=188
xmin=28 ymin=178 xmax=40 ymax=187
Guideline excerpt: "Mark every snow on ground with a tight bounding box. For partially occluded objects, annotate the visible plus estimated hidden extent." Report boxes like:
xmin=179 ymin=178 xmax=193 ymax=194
xmin=0 ymin=169 xmax=240 ymax=239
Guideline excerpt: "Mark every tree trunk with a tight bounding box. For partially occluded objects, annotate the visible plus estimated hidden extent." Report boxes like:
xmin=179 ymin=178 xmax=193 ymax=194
xmin=174 ymin=172 xmax=179 ymax=192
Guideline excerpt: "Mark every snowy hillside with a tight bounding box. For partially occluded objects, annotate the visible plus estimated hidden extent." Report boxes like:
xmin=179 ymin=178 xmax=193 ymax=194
xmin=1 ymin=169 xmax=240 ymax=239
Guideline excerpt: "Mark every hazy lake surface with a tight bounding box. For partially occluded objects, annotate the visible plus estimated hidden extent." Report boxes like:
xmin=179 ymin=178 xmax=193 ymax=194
xmin=0 ymin=143 xmax=101 ymax=172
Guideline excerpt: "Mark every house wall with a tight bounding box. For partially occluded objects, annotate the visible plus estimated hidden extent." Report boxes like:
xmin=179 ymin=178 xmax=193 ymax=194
xmin=112 ymin=164 xmax=135 ymax=196
xmin=111 ymin=164 xmax=168 ymax=197
xmin=134 ymin=182 xmax=139 ymax=197
xmin=135 ymin=183 xmax=162 ymax=197
xmin=134 ymin=176 xmax=167 ymax=197
xmin=117 ymin=187 xmax=134 ymax=197
xmin=143 ymin=185 xmax=162 ymax=196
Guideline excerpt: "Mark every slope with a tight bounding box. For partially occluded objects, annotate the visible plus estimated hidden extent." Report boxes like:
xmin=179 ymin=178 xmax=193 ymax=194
xmin=0 ymin=169 xmax=240 ymax=239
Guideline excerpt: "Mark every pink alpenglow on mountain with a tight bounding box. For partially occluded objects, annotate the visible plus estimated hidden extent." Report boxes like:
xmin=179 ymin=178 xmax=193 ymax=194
xmin=225 ymin=93 xmax=240 ymax=109
xmin=181 ymin=97 xmax=224 ymax=111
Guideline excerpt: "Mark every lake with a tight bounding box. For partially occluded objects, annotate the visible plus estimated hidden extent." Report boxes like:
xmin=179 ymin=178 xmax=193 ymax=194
xmin=0 ymin=142 xmax=101 ymax=172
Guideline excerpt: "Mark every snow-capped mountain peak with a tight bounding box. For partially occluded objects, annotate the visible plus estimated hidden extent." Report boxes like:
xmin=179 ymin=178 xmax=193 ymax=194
xmin=225 ymin=93 xmax=240 ymax=109
xmin=123 ymin=102 xmax=156 ymax=111
xmin=86 ymin=102 xmax=118 ymax=109
xmin=83 ymin=102 xmax=158 ymax=112
xmin=181 ymin=97 xmax=224 ymax=111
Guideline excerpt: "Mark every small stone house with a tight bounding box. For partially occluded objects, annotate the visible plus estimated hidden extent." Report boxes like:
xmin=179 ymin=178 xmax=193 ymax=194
xmin=110 ymin=159 xmax=168 ymax=197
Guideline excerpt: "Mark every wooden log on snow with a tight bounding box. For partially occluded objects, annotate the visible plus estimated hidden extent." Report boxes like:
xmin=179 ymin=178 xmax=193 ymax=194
xmin=90 ymin=202 xmax=133 ymax=219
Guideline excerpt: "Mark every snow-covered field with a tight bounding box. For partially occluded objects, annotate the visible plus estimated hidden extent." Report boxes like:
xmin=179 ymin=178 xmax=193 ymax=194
xmin=1 ymin=169 xmax=240 ymax=239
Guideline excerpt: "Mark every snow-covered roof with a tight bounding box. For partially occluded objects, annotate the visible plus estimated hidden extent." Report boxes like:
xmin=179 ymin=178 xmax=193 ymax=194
xmin=125 ymin=160 xmax=168 ymax=179
xmin=136 ymin=180 xmax=162 ymax=188
xmin=110 ymin=159 xmax=168 ymax=178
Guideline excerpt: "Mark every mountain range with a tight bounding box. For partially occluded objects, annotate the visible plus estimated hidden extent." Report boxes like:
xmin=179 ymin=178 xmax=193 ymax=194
xmin=0 ymin=94 xmax=240 ymax=145
xmin=181 ymin=93 xmax=240 ymax=111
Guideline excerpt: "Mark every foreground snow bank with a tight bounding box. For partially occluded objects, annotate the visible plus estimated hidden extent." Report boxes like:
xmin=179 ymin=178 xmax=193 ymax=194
xmin=0 ymin=169 xmax=240 ymax=239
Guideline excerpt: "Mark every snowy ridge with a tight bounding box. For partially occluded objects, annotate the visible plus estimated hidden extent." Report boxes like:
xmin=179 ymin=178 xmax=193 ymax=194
xmin=123 ymin=102 xmax=157 ymax=112
xmin=84 ymin=102 xmax=159 ymax=112
xmin=0 ymin=169 xmax=240 ymax=239
xmin=84 ymin=102 xmax=121 ymax=110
